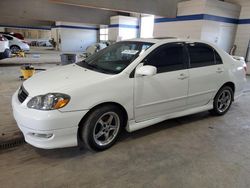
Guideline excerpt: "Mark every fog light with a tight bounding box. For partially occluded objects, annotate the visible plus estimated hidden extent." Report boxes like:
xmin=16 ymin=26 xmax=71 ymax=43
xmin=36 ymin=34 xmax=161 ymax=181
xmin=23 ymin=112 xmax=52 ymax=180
xmin=31 ymin=133 xmax=53 ymax=138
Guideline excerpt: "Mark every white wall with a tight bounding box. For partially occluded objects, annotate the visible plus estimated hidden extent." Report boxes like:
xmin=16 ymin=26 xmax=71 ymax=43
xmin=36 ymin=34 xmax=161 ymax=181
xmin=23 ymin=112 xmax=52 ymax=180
xmin=201 ymin=21 xmax=237 ymax=52
xmin=55 ymin=22 xmax=98 ymax=52
xmin=0 ymin=27 xmax=5 ymax=32
xmin=108 ymin=16 xmax=139 ymax=42
xmin=154 ymin=0 xmax=240 ymax=53
xmin=233 ymin=1 xmax=250 ymax=60
xmin=154 ymin=19 xmax=203 ymax=39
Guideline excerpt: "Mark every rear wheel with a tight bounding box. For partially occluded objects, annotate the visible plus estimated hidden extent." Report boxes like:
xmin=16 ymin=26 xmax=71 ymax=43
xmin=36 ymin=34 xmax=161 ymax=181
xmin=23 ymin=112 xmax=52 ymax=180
xmin=210 ymin=86 xmax=233 ymax=116
xmin=80 ymin=105 xmax=125 ymax=151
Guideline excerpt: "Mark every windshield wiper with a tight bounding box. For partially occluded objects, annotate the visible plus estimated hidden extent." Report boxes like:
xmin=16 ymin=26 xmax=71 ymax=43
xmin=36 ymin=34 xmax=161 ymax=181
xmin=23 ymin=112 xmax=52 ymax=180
xmin=79 ymin=60 xmax=115 ymax=74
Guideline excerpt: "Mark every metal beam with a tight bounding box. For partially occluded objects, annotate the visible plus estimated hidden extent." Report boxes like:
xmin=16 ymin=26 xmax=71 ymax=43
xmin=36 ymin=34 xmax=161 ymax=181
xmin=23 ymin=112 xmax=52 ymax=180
xmin=50 ymin=0 xmax=182 ymax=17
xmin=0 ymin=0 xmax=118 ymax=26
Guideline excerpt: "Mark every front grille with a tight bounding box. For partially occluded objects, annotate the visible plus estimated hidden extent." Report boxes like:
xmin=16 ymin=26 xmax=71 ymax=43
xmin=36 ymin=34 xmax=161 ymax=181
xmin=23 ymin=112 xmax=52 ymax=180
xmin=18 ymin=86 xmax=28 ymax=103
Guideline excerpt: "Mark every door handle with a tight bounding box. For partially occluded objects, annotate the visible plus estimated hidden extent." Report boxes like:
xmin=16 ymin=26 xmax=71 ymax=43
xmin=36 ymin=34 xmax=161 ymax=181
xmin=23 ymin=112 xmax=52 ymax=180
xmin=216 ymin=68 xmax=224 ymax=73
xmin=178 ymin=73 xmax=189 ymax=80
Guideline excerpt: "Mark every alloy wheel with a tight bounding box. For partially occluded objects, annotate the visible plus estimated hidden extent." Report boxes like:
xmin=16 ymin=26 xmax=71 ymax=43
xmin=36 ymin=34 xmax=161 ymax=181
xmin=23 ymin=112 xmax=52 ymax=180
xmin=93 ymin=112 xmax=120 ymax=146
xmin=217 ymin=90 xmax=232 ymax=113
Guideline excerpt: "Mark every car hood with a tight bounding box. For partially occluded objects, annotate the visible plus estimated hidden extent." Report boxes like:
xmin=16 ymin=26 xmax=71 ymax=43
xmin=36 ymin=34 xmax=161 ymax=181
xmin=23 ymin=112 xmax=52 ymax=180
xmin=23 ymin=64 xmax=111 ymax=97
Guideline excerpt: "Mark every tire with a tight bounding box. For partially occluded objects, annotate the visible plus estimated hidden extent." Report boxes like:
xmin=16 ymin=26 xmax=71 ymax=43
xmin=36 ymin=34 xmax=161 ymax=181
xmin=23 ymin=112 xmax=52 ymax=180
xmin=210 ymin=86 xmax=233 ymax=116
xmin=80 ymin=105 xmax=125 ymax=151
xmin=10 ymin=45 xmax=21 ymax=53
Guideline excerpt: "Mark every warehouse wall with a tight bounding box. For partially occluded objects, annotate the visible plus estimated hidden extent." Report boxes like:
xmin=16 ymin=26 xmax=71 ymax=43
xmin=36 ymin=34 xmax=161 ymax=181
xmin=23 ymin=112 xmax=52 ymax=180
xmin=201 ymin=0 xmax=240 ymax=52
xmin=5 ymin=28 xmax=51 ymax=41
xmin=154 ymin=18 xmax=203 ymax=39
xmin=233 ymin=1 xmax=250 ymax=60
xmin=154 ymin=0 xmax=240 ymax=53
xmin=53 ymin=22 xmax=98 ymax=52
xmin=108 ymin=16 xmax=139 ymax=42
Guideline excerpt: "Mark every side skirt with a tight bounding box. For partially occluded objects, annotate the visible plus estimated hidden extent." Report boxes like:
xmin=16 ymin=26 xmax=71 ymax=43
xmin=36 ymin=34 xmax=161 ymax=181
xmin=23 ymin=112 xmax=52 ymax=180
xmin=126 ymin=102 xmax=213 ymax=132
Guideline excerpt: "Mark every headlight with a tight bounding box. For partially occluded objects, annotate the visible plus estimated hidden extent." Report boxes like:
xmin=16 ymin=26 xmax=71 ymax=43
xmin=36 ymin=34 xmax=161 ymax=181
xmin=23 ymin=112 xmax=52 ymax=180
xmin=27 ymin=93 xmax=70 ymax=110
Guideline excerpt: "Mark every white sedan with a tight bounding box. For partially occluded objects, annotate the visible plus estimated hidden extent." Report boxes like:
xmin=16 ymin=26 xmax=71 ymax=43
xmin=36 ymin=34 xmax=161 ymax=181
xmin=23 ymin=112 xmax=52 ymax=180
xmin=12 ymin=38 xmax=246 ymax=151
xmin=2 ymin=34 xmax=30 ymax=53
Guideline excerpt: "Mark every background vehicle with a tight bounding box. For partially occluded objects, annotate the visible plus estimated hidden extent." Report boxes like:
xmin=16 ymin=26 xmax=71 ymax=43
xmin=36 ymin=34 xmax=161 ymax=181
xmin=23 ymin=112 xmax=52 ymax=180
xmin=83 ymin=42 xmax=108 ymax=58
xmin=0 ymin=32 xmax=25 ymax=40
xmin=12 ymin=39 xmax=246 ymax=151
xmin=0 ymin=34 xmax=11 ymax=59
xmin=2 ymin=34 xmax=30 ymax=53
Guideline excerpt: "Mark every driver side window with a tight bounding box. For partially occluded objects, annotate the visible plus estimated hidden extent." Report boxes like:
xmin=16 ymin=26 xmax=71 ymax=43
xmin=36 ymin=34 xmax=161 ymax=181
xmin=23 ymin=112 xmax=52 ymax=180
xmin=144 ymin=43 xmax=186 ymax=73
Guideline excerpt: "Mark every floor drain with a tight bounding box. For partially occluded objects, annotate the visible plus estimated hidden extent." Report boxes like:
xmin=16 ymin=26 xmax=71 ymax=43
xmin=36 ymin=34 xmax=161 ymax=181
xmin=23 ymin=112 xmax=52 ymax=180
xmin=0 ymin=138 xmax=25 ymax=150
xmin=0 ymin=131 xmax=25 ymax=150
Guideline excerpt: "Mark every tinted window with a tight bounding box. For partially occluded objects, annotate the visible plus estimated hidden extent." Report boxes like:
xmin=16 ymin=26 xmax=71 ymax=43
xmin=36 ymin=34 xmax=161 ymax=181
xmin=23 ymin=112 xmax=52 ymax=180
xmin=214 ymin=50 xmax=223 ymax=64
xmin=145 ymin=43 xmax=185 ymax=73
xmin=187 ymin=43 xmax=215 ymax=68
xmin=3 ymin=35 xmax=13 ymax=40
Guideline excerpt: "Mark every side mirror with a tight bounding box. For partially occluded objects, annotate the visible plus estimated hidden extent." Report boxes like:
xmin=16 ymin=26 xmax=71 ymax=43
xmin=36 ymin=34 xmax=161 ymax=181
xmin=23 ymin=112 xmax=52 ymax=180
xmin=135 ymin=65 xmax=157 ymax=76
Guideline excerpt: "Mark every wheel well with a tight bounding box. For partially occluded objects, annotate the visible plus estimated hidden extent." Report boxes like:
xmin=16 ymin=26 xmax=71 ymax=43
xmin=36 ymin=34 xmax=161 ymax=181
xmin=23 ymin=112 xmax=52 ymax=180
xmin=77 ymin=102 xmax=128 ymax=142
xmin=10 ymin=45 xmax=20 ymax=49
xmin=221 ymin=82 xmax=235 ymax=93
xmin=220 ymin=82 xmax=235 ymax=100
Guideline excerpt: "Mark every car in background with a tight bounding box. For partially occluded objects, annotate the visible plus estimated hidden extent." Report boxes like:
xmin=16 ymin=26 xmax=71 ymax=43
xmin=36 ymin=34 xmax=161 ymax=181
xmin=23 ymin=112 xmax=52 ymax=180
xmin=83 ymin=42 xmax=109 ymax=58
xmin=12 ymin=38 xmax=246 ymax=151
xmin=2 ymin=34 xmax=30 ymax=53
xmin=0 ymin=34 xmax=11 ymax=59
xmin=0 ymin=32 xmax=24 ymax=40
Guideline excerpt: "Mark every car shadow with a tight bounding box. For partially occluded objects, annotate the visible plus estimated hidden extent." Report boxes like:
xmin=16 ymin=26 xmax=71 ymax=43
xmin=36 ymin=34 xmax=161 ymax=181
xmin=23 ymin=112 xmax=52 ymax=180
xmin=34 ymin=111 xmax=214 ymax=158
xmin=118 ymin=111 xmax=213 ymax=141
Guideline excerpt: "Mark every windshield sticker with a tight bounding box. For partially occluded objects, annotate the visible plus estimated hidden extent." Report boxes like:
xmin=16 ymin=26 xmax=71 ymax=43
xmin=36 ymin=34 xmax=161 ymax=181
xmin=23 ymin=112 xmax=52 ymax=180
xmin=121 ymin=50 xmax=139 ymax=55
xmin=116 ymin=66 xmax=122 ymax=71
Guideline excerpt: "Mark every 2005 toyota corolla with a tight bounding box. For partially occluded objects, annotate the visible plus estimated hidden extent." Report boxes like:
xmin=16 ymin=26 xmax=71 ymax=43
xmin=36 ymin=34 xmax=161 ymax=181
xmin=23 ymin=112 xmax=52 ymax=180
xmin=12 ymin=38 xmax=246 ymax=151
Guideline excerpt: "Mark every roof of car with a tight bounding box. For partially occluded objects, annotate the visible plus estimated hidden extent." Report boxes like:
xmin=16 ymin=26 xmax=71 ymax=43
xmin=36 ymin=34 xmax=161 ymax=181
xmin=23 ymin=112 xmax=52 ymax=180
xmin=126 ymin=37 xmax=210 ymax=45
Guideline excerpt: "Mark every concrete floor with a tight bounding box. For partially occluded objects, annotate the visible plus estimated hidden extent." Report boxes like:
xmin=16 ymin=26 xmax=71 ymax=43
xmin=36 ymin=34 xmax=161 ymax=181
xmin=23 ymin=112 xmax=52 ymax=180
xmin=1 ymin=65 xmax=250 ymax=188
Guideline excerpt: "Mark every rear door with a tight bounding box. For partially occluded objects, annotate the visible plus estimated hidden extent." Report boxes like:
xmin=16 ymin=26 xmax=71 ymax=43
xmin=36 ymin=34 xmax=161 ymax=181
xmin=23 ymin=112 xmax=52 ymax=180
xmin=186 ymin=42 xmax=225 ymax=108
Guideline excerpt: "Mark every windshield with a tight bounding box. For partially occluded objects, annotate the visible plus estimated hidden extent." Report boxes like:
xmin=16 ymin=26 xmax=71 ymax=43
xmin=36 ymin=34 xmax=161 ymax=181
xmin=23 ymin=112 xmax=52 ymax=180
xmin=77 ymin=41 xmax=153 ymax=74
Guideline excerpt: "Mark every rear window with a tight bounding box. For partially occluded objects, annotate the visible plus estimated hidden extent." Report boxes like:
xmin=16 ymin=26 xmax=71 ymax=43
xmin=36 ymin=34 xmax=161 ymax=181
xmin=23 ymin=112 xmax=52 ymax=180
xmin=4 ymin=35 xmax=13 ymax=40
xmin=187 ymin=43 xmax=216 ymax=68
xmin=214 ymin=51 xmax=223 ymax=64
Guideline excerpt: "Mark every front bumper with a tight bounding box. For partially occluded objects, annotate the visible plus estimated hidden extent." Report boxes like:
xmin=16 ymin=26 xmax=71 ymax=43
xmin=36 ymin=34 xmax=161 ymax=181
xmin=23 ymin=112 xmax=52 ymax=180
xmin=12 ymin=91 xmax=88 ymax=149
xmin=21 ymin=44 xmax=30 ymax=52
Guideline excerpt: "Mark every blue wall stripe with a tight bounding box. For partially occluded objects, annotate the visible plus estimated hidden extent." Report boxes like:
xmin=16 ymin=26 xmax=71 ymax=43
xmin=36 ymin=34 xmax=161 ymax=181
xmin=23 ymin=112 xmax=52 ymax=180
xmin=53 ymin=25 xmax=98 ymax=30
xmin=238 ymin=19 xmax=250 ymax=24
xmin=108 ymin=24 xmax=139 ymax=29
xmin=154 ymin=14 xmax=204 ymax=23
xmin=155 ymin=14 xmax=248 ymax=25
xmin=0 ymin=24 xmax=51 ymax=30
xmin=203 ymin=14 xmax=238 ymax=24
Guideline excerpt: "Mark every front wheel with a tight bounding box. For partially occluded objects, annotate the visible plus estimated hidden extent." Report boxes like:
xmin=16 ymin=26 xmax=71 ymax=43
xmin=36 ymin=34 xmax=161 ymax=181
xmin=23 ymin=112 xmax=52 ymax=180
xmin=10 ymin=45 xmax=21 ymax=53
xmin=80 ymin=105 xmax=125 ymax=151
xmin=210 ymin=86 xmax=233 ymax=116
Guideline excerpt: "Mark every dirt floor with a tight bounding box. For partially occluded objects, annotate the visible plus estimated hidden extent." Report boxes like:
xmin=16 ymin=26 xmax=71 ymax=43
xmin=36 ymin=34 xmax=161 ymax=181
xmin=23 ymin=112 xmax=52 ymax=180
xmin=1 ymin=63 xmax=250 ymax=188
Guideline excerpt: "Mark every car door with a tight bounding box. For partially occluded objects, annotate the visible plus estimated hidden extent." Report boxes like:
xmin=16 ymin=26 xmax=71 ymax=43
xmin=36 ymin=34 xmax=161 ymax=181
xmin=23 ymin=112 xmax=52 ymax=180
xmin=186 ymin=42 xmax=226 ymax=108
xmin=134 ymin=42 xmax=189 ymax=122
